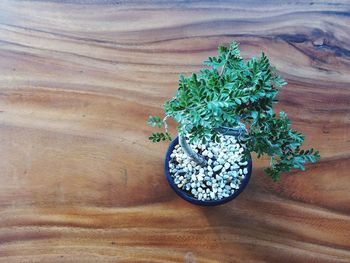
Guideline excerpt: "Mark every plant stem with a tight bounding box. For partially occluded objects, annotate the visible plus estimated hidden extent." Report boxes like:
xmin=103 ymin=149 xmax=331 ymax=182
xmin=219 ymin=45 xmax=232 ymax=76
xmin=178 ymin=123 xmax=247 ymax=167
xmin=178 ymin=134 xmax=207 ymax=167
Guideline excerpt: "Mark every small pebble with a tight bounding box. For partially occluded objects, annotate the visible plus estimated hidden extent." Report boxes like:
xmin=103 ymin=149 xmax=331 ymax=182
xmin=187 ymin=164 xmax=193 ymax=172
xmin=213 ymin=165 xmax=223 ymax=172
xmin=177 ymin=170 xmax=186 ymax=176
xmin=217 ymin=158 xmax=225 ymax=164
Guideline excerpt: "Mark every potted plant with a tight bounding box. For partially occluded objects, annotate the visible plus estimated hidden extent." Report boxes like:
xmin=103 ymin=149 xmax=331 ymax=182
xmin=147 ymin=41 xmax=320 ymax=206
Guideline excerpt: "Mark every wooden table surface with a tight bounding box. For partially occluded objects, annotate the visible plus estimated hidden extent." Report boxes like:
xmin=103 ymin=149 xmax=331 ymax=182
xmin=0 ymin=1 xmax=349 ymax=262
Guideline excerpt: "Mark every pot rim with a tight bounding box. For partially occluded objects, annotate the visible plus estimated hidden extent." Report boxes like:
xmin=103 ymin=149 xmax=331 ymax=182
xmin=164 ymin=136 xmax=252 ymax=206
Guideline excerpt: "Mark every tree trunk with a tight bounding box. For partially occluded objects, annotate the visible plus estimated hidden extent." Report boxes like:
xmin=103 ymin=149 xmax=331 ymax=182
xmin=178 ymin=125 xmax=247 ymax=167
xmin=178 ymin=134 xmax=207 ymax=167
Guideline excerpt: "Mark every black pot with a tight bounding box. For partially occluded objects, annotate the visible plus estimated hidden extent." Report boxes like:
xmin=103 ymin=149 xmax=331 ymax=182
xmin=164 ymin=136 xmax=252 ymax=206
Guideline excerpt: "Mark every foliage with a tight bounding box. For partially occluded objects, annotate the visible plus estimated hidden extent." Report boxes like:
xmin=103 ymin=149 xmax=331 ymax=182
xmin=147 ymin=41 xmax=320 ymax=181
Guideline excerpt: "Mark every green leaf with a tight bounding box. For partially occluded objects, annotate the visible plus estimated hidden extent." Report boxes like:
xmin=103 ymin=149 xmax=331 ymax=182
xmin=149 ymin=132 xmax=168 ymax=142
xmin=234 ymin=98 xmax=241 ymax=105
xmin=165 ymin=132 xmax=172 ymax=141
xmin=251 ymin=111 xmax=258 ymax=119
xmin=147 ymin=115 xmax=162 ymax=128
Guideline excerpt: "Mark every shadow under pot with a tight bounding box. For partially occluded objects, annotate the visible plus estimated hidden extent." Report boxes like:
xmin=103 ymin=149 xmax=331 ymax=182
xmin=164 ymin=129 xmax=252 ymax=206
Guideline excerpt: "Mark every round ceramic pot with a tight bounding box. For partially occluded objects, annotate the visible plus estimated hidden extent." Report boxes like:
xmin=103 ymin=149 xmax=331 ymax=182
xmin=164 ymin=136 xmax=252 ymax=206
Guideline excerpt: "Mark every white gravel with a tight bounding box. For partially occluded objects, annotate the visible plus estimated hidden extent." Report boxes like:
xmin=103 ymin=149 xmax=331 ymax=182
xmin=168 ymin=134 xmax=249 ymax=201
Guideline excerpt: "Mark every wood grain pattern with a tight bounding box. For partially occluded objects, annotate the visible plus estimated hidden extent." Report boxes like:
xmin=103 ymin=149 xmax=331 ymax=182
xmin=0 ymin=0 xmax=349 ymax=262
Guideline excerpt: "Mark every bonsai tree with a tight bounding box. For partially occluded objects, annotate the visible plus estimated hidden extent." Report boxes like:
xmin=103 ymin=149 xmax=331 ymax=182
xmin=147 ymin=41 xmax=320 ymax=181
